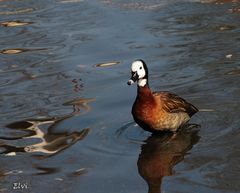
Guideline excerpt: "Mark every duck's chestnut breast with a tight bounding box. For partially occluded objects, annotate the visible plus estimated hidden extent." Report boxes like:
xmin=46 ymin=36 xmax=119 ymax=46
xmin=132 ymin=86 xmax=159 ymax=129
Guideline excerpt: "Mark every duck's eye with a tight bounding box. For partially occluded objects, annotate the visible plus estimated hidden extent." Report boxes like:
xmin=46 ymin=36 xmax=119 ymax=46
xmin=140 ymin=67 xmax=142 ymax=70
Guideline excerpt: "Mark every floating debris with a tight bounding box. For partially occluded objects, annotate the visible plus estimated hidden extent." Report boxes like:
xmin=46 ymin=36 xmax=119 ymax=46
xmin=227 ymin=69 xmax=240 ymax=75
xmin=4 ymin=170 xmax=23 ymax=175
xmin=219 ymin=25 xmax=236 ymax=31
xmin=94 ymin=61 xmax=120 ymax=67
xmin=77 ymin=64 xmax=86 ymax=69
xmin=225 ymin=54 xmax=233 ymax=59
xmin=74 ymin=168 xmax=88 ymax=175
xmin=0 ymin=21 xmax=33 ymax=27
xmin=60 ymin=0 xmax=84 ymax=3
xmin=5 ymin=152 xmax=16 ymax=156
xmin=0 ymin=8 xmax=35 ymax=15
xmin=11 ymin=64 xmax=18 ymax=68
xmin=0 ymin=48 xmax=47 ymax=54
xmin=0 ymin=49 xmax=26 ymax=54
xmin=55 ymin=178 xmax=63 ymax=181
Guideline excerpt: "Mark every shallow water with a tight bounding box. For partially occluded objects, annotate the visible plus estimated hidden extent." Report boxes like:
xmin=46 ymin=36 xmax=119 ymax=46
xmin=0 ymin=0 xmax=240 ymax=193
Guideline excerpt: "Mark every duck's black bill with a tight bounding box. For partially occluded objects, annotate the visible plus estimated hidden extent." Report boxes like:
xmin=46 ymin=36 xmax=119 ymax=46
xmin=127 ymin=72 xmax=138 ymax=85
xmin=127 ymin=79 xmax=134 ymax=85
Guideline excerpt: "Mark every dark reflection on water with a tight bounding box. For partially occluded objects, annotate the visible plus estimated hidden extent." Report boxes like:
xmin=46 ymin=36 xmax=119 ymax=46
xmin=138 ymin=127 xmax=200 ymax=193
xmin=33 ymin=165 xmax=60 ymax=175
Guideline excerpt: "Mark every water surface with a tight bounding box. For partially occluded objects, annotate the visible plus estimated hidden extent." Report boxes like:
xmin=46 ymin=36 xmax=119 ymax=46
xmin=0 ymin=0 xmax=240 ymax=193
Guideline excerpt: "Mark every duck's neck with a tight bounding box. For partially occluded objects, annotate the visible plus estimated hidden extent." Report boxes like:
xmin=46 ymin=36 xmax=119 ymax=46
xmin=138 ymin=78 xmax=147 ymax=87
xmin=137 ymin=83 xmax=154 ymax=101
xmin=137 ymin=83 xmax=151 ymax=93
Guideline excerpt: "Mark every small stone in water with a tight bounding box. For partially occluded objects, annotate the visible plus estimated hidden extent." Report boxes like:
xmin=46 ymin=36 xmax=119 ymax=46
xmin=94 ymin=61 xmax=120 ymax=67
xmin=55 ymin=178 xmax=63 ymax=181
xmin=5 ymin=152 xmax=16 ymax=156
xmin=225 ymin=54 xmax=233 ymax=59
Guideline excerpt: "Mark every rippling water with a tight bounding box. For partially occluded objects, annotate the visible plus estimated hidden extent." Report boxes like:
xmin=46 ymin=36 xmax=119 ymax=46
xmin=0 ymin=0 xmax=240 ymax=193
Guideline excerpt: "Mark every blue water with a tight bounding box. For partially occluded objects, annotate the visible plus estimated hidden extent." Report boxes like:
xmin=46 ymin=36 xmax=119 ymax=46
xmin=0 ymin=0 xmax=240 ymax=192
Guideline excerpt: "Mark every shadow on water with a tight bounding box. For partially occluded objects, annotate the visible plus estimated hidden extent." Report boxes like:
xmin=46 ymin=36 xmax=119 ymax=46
xmin=137 ymin=126 xmax=200 ymax=193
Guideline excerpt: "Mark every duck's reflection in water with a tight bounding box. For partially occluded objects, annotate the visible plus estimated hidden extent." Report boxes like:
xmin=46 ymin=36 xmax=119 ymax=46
xmin=1 ymin=116 xmax=89 ymax=159
xmin=0 ymin=98 xmax=95 ymax=159
xmin=137 ymin=127 xmax=200 ymax=193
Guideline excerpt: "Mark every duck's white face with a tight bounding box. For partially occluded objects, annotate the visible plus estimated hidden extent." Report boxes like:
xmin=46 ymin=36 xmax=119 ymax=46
xmin=127 ymin=60 xmax=148 ymax=87
xmin=131 ymin=60 xmax=146 ymax=79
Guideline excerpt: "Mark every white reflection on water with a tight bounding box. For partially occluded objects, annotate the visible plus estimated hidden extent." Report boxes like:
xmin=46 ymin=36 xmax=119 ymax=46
xmin=1 ymin=116 xmax=89 ymax=157
xmin=1 ymin=97 xmax=95 ymax=158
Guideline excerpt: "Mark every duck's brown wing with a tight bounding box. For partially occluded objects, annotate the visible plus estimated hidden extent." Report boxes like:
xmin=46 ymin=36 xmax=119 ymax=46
xmin=153 ymin=91 xmax=198 ymax=117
